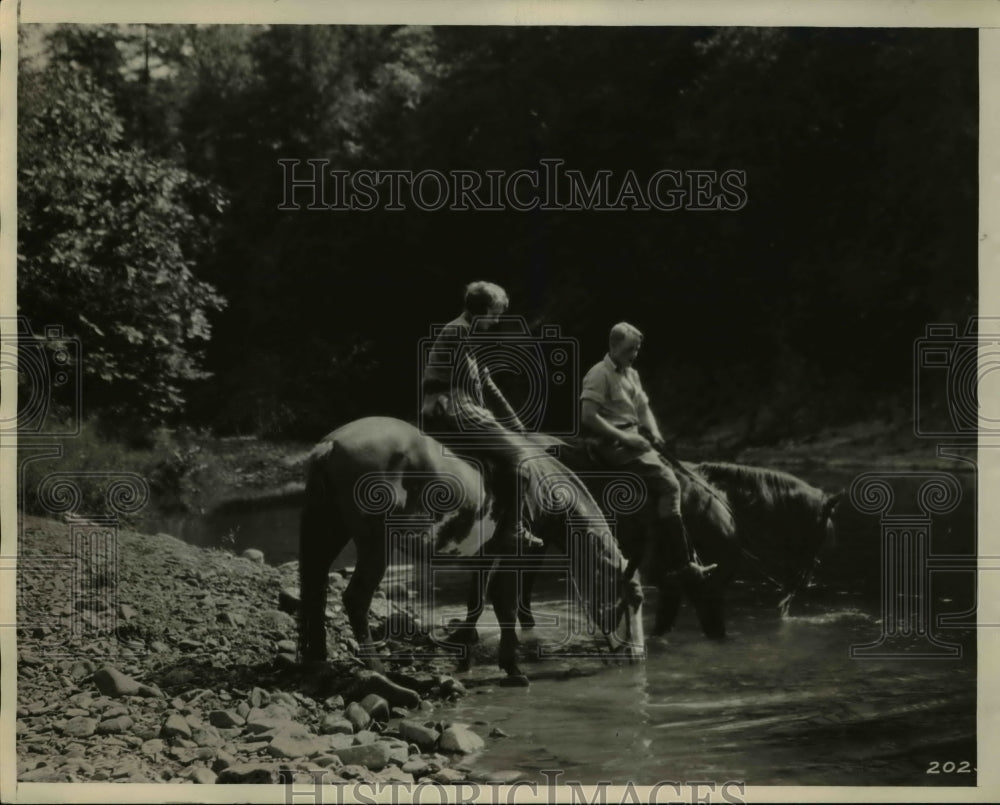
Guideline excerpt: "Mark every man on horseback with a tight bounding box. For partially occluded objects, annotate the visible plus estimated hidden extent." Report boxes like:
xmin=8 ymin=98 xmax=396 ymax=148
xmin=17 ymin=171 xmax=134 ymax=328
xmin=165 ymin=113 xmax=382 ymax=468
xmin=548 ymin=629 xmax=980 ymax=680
xmin=420 ymin=280 xmax=542 ymax=553
xmin=581 ymin=322 xmax=713 ymax=582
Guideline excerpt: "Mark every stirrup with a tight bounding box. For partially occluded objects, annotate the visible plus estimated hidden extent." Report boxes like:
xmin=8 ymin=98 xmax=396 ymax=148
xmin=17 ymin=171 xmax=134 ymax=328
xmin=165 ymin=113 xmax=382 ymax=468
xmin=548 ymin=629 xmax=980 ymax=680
xmin=489 ymin=528 xmax=543 ymax=553
xmin=663 ymin=560 xmax=716 ymax=581
xmin=683 ymin=560 xmax=717 ymax=581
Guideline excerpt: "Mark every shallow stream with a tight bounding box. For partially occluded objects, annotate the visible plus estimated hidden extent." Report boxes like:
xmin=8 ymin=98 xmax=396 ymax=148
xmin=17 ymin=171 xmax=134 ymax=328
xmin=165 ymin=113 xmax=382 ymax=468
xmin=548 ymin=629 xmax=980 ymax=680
xmin=146 ymin=461 xmax=978 ymax=786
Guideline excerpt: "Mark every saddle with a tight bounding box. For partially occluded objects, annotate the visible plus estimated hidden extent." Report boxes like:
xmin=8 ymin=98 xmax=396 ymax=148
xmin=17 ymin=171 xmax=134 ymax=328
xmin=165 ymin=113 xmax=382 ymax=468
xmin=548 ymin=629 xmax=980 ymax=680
xmin=457 ymin=433 xmax=605 ymax=493
xmin=537 ymin=433 xmax=605 ymax=473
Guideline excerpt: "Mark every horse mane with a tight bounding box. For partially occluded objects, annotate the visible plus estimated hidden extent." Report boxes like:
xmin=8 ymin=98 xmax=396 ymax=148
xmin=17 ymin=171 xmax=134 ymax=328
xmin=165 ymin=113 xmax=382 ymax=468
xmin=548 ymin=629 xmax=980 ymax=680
xmin=425 ymin=429 xmax=623 ymax=565
xmin=521 ymin=450 xmax=621 ymax=558
xmin=694 ymin=461 xmax=822 ymax=515
xmin=516 ymin=448 xmax=628 ymax=633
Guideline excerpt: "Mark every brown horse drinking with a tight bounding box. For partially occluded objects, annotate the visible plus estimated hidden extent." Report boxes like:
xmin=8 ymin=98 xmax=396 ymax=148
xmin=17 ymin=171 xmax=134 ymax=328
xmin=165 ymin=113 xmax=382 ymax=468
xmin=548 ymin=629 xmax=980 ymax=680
xmin=452 ymin=451 xmax=842 ymax=645
xmin=298 ymin=416 xmax=645 ymax=682
xmin=630 ymin=460 xmax=842 ymax=637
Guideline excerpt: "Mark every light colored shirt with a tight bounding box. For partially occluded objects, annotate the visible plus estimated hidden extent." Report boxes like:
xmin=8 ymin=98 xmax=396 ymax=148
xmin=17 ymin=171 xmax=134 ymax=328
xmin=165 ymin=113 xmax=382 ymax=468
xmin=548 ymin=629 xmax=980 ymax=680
xmin=580 ymin=354 xmax=649 ymax=429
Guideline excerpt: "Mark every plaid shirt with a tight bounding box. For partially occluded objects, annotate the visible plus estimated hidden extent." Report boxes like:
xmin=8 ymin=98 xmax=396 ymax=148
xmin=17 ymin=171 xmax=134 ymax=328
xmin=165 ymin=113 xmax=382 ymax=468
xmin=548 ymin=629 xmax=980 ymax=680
xmin=421 ymin=314 xmax=485 ymax=406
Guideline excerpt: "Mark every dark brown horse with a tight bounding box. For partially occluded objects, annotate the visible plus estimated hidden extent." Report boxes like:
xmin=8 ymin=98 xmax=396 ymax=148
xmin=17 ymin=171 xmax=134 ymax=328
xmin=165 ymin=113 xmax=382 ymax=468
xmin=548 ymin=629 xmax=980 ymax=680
xmin=656 ymin=460 xmax=842 ymax=634
xmin=298 ymin=417 xmax=645 ymax=682
xmin=452 ymin=452 xmax=842 ymax=644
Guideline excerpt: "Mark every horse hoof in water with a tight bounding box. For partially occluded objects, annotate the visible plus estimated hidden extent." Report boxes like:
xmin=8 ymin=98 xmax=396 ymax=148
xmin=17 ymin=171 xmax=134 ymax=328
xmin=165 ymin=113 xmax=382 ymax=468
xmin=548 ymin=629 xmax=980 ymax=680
xmin=698 ymin=612 xmax=727 ymax=641
xmin=499 ymin=673 xmax=530 ymax=687
xmin=610 ymin=643 xmax=645 ymax=665
xmin=606 ymin=648 xmax=628 ymax=666
xmin=445 ymin=624 xmax=480 ymax=645
xmin=777 ymin=595 xmax=794 ymax=617
xmin=645 ymin=634 xmax=671 ymax=651
xmin=456 ymin=649 xmax=474 ymax=673
xmin=651 ymin=622 xmax=674 ymax=638
xmin=518 ymin=613 xmax=536 ymax=630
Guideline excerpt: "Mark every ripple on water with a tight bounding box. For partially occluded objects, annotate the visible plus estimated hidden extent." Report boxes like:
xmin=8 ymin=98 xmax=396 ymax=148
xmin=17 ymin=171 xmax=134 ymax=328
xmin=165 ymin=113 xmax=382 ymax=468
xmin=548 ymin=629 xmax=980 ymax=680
xmin=779 ymin=607 xmax=876 ymax=626
xmin=446 ymin=595 xmax=974 ymax=787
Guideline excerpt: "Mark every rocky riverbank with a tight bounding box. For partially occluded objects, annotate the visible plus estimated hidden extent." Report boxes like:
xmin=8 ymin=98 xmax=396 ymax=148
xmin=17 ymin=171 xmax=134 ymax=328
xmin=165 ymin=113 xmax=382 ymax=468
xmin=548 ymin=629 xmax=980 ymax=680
xmin=15 ymin=513 xmax=524 ymax=786
xmin=16 ymin=417 xmax=960 ymax=787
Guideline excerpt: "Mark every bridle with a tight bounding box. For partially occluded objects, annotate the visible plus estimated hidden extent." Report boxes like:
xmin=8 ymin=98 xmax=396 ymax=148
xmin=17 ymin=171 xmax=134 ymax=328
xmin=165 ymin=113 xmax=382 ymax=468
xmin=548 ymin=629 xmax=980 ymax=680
xmin=656 ymin=446 xmax=830 ymax=603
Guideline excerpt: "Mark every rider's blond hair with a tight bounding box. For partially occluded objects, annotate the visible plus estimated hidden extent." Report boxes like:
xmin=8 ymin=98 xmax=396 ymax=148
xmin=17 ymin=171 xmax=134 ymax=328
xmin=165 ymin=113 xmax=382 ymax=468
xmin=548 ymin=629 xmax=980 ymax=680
xmin=609 ymin=321 xmax=643 ymax=348
xmin=464 ymin=281 xmax=509 ymax=316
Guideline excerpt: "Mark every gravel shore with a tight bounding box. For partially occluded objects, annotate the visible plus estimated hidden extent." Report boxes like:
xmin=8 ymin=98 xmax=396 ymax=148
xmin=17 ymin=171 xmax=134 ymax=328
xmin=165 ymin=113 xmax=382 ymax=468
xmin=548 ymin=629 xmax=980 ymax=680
xmin=15 ymin=513 xmax=519 ymax=786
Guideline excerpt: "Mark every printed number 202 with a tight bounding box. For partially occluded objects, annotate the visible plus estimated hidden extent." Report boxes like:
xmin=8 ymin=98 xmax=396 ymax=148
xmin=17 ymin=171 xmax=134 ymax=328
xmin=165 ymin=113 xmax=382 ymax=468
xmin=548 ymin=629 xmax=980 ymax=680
xmin=927 ymin=761 xmax=974 ymax=774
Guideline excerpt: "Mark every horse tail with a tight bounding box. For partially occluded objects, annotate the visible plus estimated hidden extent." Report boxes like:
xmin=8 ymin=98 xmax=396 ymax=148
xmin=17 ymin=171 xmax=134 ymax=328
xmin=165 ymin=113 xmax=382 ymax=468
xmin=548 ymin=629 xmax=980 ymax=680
xmin=298 ymin=448 xmax=351 ymax=663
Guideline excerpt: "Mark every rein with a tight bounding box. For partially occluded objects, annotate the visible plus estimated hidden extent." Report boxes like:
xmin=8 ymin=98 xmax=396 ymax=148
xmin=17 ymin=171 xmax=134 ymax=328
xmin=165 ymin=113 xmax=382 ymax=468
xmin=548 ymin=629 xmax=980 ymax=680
xmin=654 ymin=446 xmax=802 ymax=596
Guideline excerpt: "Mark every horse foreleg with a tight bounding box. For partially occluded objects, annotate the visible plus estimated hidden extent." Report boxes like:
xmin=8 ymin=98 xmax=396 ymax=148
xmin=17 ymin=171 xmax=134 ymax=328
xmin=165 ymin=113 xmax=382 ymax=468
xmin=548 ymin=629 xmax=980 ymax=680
xmin=517 ymin=540 xmax=548 ymax=631
xmin=633 ymin=524 xmax=682 ymax=637
xmin=490 ymin=568 xmax=528 ymax=684
xmin=448 ymin=570 xmax=486 ymax=646
xmin=683 ymin=571 xmax=728 ymax=640
xmin=300 ymin=556 xmax=333 ymax=661
xmin=653 ymin=578 xmax=684 ymax=636
xmin=342 ymin=538 xmax=388 ymax=672
xmin=518 ymin=568 xmax=537 ymax=630
xmin=444 ymin=571 xmax=486 ymax=674
xmin=298 ymin=490 xmax=352 ymax=663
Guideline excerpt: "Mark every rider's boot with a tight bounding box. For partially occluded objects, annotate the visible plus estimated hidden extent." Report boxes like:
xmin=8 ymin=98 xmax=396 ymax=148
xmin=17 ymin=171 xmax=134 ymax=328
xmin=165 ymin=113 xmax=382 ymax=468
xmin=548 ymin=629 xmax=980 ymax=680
xmin=489 ymin=504 xmax=543 ymax=554
xmin=659 ymin=513 xmax=715 ymax=580
xmin=487 ymin=470 xmax=543 ymax=554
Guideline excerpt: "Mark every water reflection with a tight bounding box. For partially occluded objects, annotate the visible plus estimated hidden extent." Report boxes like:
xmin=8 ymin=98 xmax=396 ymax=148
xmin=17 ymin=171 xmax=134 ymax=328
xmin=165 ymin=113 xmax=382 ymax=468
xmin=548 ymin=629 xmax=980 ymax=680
xmin=145 ymin=461 xmax=978 ymax=786
xmin=447 ymin=596 xmax=975 ymax=786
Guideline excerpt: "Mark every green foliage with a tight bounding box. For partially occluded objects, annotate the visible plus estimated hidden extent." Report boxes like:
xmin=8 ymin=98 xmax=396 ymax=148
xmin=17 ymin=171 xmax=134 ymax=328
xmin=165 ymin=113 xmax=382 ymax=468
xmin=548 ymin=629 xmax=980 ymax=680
xmin=20 ymin=24 xmax=977 ymax=444
xmin=19 ymin=420 xmax=205 ymax=524
xmin=18 ymin=61 xmax=226 ymax=424
xmin=44 ymin=24 xmax=194 ymax=157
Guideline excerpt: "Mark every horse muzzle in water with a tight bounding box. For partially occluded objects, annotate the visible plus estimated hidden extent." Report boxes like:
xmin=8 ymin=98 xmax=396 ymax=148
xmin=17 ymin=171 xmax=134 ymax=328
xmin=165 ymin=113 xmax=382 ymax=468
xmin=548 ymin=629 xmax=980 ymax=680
xmin=607 ymin=574 xmax=646 ymax=661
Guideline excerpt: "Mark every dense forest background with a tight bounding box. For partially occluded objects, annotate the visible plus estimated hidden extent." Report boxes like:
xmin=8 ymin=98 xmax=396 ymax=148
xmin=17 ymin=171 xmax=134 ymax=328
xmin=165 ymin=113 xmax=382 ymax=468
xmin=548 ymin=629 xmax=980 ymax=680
xmin=17 ymin=25 xmax=978 ymax=445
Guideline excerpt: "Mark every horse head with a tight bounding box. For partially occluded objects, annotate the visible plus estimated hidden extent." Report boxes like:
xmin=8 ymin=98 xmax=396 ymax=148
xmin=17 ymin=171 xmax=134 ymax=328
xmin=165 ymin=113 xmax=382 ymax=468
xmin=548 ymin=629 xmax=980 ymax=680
xmin=525 ymin=457 xmax=645 ymax=659
xmin=787 ymin=486 xmax=843 ymax=573
xmin=693 ymin=463 xmax=842 ymax=610
xmin=820 ymin=490 xmax=845 ymax=547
